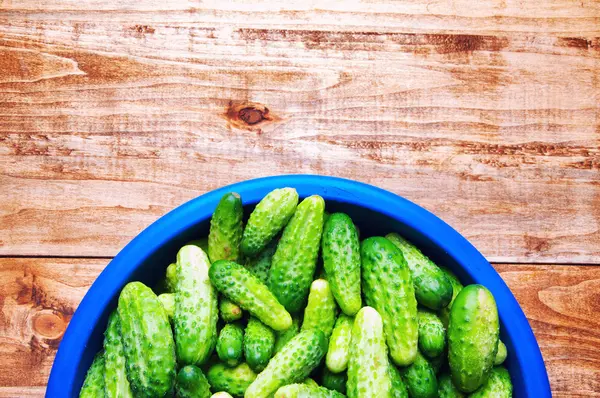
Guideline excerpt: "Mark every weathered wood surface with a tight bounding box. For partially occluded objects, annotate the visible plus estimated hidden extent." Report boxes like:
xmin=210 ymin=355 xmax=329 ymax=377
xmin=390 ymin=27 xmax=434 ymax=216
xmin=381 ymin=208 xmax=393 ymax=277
xmin=0 ymin=0 xmax=599 ymax=262
xmin=1 ymin=258 xmax=599 ymax=396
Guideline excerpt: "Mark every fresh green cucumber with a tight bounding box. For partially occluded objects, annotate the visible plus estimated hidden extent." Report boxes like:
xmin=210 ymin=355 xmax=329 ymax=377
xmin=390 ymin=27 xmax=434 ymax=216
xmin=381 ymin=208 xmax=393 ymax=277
xmin=469 ymin=367 xmax=513 ymax=398
xmin=158 ymin=293 xmax=175 ymax=322
xmin=400 ymin=351 xmax=438 ymax=398
xmin=216 ymin=323 xmax=245 ymax=367
xmin=274 ymin=316 xmax=300 ymax=353
xmin=494 ymin=340 xmax=507 ymax=365
xmin=274 ymin=384 xmax=345 ymax=398
xmin=244 ymin=317 xmax=276 ymax=372
xmin=209 ymin=192 xmax=244 ymax=263
xmin=322 ymin=368 xmax=347 ymax=395
xmin=164 ymin=262 xmax=177 ymax=293
xmin=303 ymin=378 xmax=319 ymax=389
xmin=103 ymin=312 xmax=133 ymax=398
xmin=220 ymin=297 xmax=243 ymax=323
xmin=438 ymin=373 xmax=465 ymax=398
xmin=326 ymin=314 xmax=353 ymax=373
xmin=418 ymin=308 xmax=446 ymax=359
xmin=438 ymin=267 xmax=463 ymax=328
xmin=207 ymin=363 xmax=257 ymax=397
xmin=301 ymin=279 xmax=338 ymax=340
xmin=79 ymin=352 xmax=105 ymax=398
xmin=388 ymin=362 xmax=409 ymax=398
xmin=176 ymin=365 xmax=211 ymax=398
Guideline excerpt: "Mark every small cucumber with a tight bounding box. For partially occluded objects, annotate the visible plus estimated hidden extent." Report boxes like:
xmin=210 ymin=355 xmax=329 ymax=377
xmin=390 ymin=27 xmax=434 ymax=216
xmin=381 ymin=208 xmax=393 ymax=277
xmin=274 ymin=384 xmax=345 ymax=398
xmin=244 ymin=317 xmax=276 ymax=372
xmin=386 ymin=233 xmax=453 ymax=310
xmin=361 ymin=237 xmax=418 ymax=367
xmin=274 ymin=316 xmax=300 ymax=353
xmin=103 ymin=312 xmax=133 ymax=398
xmin=241 ymin=188 xmax=299 ymax=256
xmin=79 ymin=352 xmax=105 ymax=398
xmin=207 ymin=363 xmax=257 ymax=397
xmin=244 ymin=240 xmax=277 ymax=284
xmin=469 ymin=367 xmax=513 ymax=398
xmin=400 ymin=351 xmax=438 ymax=398
xmin=448 ymin=285 xmax=499 ymax=393
xmin=301 ymin=279 xmax=338 ymax=340
xmin=165 ymin=262 xmax=177 ymax=293
xmin=321 ymin=213 xmax=362 ymax=316
xmin=418 ymin=308 xmax=446 ymax=359
xmin=175 ymin=245 xmax=218 ymax=366
xmin=322 ymin=368 xmax=347 ymax=395
xmin=438 ymin=267 xmax=463 ymax=328
xmin=245 ymin=329 xmax=328 ymax=398
xmin=494 ymin=340 xmax=507 ymax=365
xmin=388 ymin=363 xmax=409 ymax=398
xmin=209 ymin=192 xmax=244 ymax=263
xmin=176 ymin=365 xmax=211 ymax=398
xmin=158 ymin=293 xmax=175 ymax=322
xmin=216 ymin=323 xmax=245 ymax=367
xmin=438 ymin=373 xmax=465 ymax=398
xmin=269 ymin=195 xmax=325 ymax=313
xmin=326 ymin=314 xmax=353 ymax=373
xmin=347 ymin=307 xmax=392 ymax=398
xmin=220 ymin=297 xmax=243 ymax=323
xmin=209 ymin=260 xmax=292 ymax=331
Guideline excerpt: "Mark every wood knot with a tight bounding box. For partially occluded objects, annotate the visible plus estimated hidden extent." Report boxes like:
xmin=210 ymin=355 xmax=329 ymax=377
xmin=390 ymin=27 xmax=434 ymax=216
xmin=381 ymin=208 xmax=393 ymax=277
xmin=239 ymin=107 xmax=265 ymax=125
xmin=32 ymin=311 xmax=68 ymax=340
xmin=225 ymin=101 xmax=278 ymax=131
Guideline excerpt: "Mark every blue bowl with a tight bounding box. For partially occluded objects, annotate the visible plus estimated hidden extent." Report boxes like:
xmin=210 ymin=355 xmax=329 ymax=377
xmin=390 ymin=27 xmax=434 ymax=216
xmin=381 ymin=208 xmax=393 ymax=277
xmin=47 ymin=175 xmax=550 ymax=397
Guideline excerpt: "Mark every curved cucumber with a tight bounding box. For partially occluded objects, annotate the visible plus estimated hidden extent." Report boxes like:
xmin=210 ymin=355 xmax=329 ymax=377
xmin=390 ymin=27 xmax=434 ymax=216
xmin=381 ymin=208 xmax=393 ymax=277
xmin=301 ymin=279 xmax=338 ymax=340
xmin=400 ymin=351 xmax=438 ymax=398
xmin=209 ymin=260 xmax=292 ymax=331
xmin=244 ymin=240 xmax=277 ymax=284
xmin=448 ymin=285 xmax=499 ymax=393
xmin=216 ymin=323 xmax=245 ymax=367
xmin=361 ymin=237 xmax=418 ymax=366
xmin=347 ymin=307 xmax=392 ymax=398
xmin=269 ymin=195 xmax=325 ymax=313
xmin=220 ymin=297 xmax=243 ymax=323
xmin=274 ymin=316 xmax=300 ymax=353
xmin=79 ymin=352 xmax=105 ymax=398
xmin=244 ymin=318 xmax=276 ymax=372
xmin=326 ymin=314 xmax=353 ymax=373
xmin=388 ymin=363 xmax=409 ymax=398
xmin=175 ymin=245 xmax=218 ymax=366
xmin=274 ymin=384 xmax=345 ymax=398
xmin=418 ymin=308 xmax=446 ymax=358
xmin=158 ymin=293 xmax=175 ymax=322
xmin=241 ymin=188 xmax=299 ymax=256
xmin=438 ymin=373 xmax=465 ymax=398
xmin=386 ymin=233 xmax=453 ymax=310
xmin=207 ymin=363 xmax=257 ymax=397
xmin=321 ymin=213 xmax=362 ymax=316
xmin=322 ymin=368 xmax=347 ymax=395
xmin=103 ymin=312 xmax=133 ymax=398
xmin=245 ymin=329 xmax=328 ymax=398
xmin=494 ymin=340 xmax=507 ymax=365
xmin=438 ymin=267 xmax=463 ymax=328
xmin=209 ymin=192 xmax=244 ymax=263
xmin=469 ymin=367 xmax=513 ymax=398
xmin=176 ymin=365 xmax=211 ymax=398
xmin=118 ymin=282 xmax=176 ymax=397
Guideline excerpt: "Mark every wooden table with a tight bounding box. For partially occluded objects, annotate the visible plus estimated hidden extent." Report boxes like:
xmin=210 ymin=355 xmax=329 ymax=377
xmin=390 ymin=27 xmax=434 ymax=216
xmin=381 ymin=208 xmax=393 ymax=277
xmin=0 ymin=0 xmax=599 ymax=396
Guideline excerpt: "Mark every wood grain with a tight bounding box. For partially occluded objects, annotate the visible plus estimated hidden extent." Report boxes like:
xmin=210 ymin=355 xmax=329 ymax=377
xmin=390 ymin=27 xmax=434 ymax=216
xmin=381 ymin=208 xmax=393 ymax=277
xmin=0 ymin=258 xmax=598 ymax=396
xmin=0 ymin=1 xmax=599 ymax=262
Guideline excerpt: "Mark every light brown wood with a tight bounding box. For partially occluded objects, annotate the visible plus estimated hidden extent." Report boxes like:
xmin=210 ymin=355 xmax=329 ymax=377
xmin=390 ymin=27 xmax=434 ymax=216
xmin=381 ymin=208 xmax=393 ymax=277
xmin=0 ymin=1 xmax=599 ymax=262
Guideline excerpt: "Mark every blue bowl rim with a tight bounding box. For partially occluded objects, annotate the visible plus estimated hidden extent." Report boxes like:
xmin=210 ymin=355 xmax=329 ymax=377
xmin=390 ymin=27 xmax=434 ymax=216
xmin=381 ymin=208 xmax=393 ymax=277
xmin=47 ymin=174 xmax=550 ymax=397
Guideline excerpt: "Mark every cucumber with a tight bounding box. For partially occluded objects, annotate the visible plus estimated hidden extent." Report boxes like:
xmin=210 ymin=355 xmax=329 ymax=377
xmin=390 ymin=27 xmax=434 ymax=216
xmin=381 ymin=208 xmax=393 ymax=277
xmin=469 ymin=367 xmax=513 ymax=398
xmin=209 ymin=192 xmax=244 ymax=263
xmin=438 ymin=267 xmax=463 ymax=328
xmin=209 ymin=260 xmax=292 ymax=331
xmin=386 ymin=233 xmax=453 ymax=310
xmin=207 ymin=363 xmax=257 ymax=397
xmin=301 ymin=279 xmax=338 ymax=340
xmin=326 ymin=314 xmax=353 ymax=373
xmin=361 ymin=237 xmax=418 ymax=366
xmin=176 ymin=365 xmax=211 ymax=398
xmin=303 ymin=378 xmax=319 ymax=388
xmin=103 ymin=312 xmax=133 ymax=398
xmin=494 ymin=340 xmax=507 ymax=365
xmin=244 ymin=240 xmax=277 ymax=284
xmin=388 ymin=363 xmax=409 ymax=398
xmin=79 ymin=352 xmax=105 ymax=398
xmin=274 ymin=384 xmax=345 ymax=398
xmin=216 ymin=323 xmax=245 ymax=367
xmin=274 ymin=316 xmax=300 ymax=353
xmin=322 ymin=368 xmax=347 ymax=395
xmin=347 ymin=307 xmax=392 ymax=398
xmin=212 ymin=393 xmax=234 ymax=398
xmin=118 ymin=282 xmax=176 ymax=397
xmin=175 ymin=245 xmax=218 ymax=366
xmin=438 ymin=373 xmax=465 ymax=398
xmin=165 ymin=262 xmax=177 ymax=293
xmin=448 ymin=285 xmax=499 ymax=393
xmin=241 ymin=188 xmax=299 ymax=256
xmin=245 ymin=317 xmax=276 ymax=372
xmin=220 ymin=297 xmax=243 ymax=323
xmin=245 ymin=329 xmax=328 ymax=398
xmin=400 ymin=351 xmax=438 ymax=398
xmin=418 ymin=308 xmax=446 ymax=358
xmin=158 ymin=293 xmax=175 ymax=322
xmin=321 ymin=213 xmax=362 ymax=316
xmin=269 ymin=195 xmax=325 ymax=313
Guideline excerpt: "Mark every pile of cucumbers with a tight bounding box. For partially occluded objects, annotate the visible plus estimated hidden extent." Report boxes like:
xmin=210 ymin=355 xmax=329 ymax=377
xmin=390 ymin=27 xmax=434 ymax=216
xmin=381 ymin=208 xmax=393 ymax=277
xmin=80 ymin=188 xmax=513 ymax=398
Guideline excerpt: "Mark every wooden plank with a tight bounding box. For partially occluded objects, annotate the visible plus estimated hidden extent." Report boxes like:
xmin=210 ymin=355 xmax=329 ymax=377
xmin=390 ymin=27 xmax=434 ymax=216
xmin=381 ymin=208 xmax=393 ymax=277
xmin=0 ymin=257 xmax=598 ymax=396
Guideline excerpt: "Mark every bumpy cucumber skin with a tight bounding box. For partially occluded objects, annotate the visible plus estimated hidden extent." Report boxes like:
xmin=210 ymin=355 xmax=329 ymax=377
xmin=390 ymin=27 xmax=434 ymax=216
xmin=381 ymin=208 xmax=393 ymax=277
xmin=301 ymin=279 xmax=338 ymax=340
xmin=217 ymin=323 xmax=245 ymax=367
xmin=241 ymin=188 xmax=299 ymax=256
xmin=103 ymin=312 xmax=133 ymax=398
xmin=418 ymin=308 xmax=446 ymax=358
xmin=448 ymin=285 xmax=499 ymax=393
xmin=322 ymin=368 xmax=347 ymax=395
xmin=209 ymin=260 xmax=292 ymax=331
xmin=321 ymin=213 xmax=362 ymax=316
xmin=388 ymin=363 xmax=409 ymax=398
xmin=244 ymin=318 xmax=276 ymax=372
xmin=165 ymin=262 xmax=177 ymax=293
xmin=117 ymin=282 xmax=176 ymax=397
xmin=385 ymin=233 xmax=453 ymax=310
xmin=269 ymin=195 xmax=325 ymax=313
xmin=245 ymin=329 xmax=328 ymax=398
xmin=175 ymin=245 xmax=218 ymax=366
xmin=244 ymin=240 xmax=277 ymax=284
xmin=400 ymin=351 xmax=438 ymax=398
xmin=79 ymin=352 xmax=105 ymax=398
xmin=209 ymin=192 xmax=244 ymax=263
xmin=438 ymin=373 xmax=465 ymax=398
xmin=469 ymin=367 xmax=513 ymax=398
xmin=438 ymin=267 xmax=464 ymax=328
xmin=212 ymin=392 xmax=234 ymax=398
xmin=494 ymin=340 xmax=507 ymax=365
xmin=274 ymin=316 xmax=300 ymax=353
xmin=347 ymin=306 xmax=392 ymax=398
xmin=361 ymin=237 xmax=418 ymax=367
xmin=207 ymin=363 xmax=257 ymax=397
xmin=326 ymin=314 xmax=353 ymax=373
xmin=274 ymin=384 xmax=345 ymax=398
xmin=158 ymin=293 xmax=175 ymax=322
xmin=176 ymin=365 xmax=211 ymax=398
xmin=220 ymin=297 xmax=243 ymax=323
